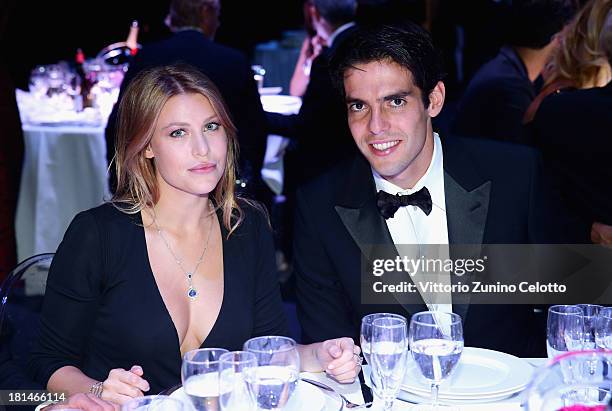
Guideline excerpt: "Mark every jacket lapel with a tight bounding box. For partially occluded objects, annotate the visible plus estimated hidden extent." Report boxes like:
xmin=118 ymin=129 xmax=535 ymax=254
xmin=334 ymin=156 xmax=427 ymax=315
xmin=442 ymin=137 xmax=492 ymax=322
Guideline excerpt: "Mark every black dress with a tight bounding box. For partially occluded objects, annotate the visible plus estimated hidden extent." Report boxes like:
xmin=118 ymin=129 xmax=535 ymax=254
xmin=28 ymin=202 xmax=288 ymax=394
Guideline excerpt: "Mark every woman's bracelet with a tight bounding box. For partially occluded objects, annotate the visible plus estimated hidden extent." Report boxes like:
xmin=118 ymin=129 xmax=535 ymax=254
xmin=89 ymin=381 xmax=104 ymax=398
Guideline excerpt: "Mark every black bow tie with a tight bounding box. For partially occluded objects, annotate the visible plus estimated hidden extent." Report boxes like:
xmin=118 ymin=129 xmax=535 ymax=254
xmin=376 ymin=187 xmax=433 ymax=219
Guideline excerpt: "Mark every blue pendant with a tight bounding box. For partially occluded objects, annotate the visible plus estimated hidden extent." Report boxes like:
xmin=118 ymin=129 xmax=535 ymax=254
xmin=188 ymin=287 xmax=198 ymax=301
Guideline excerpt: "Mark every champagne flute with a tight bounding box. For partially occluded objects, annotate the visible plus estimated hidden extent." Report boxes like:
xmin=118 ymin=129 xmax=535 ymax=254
xmin=547 ymin=305 xmax=584 ymax=358
xmin=360 ymin=313 xmax=406 ymax=397
xmin=408 ymin=311 xmax=464 ymax=411
xmin=121 ymin=395 xmax=185 ymax=410
xmin=595 ymin=307 xmax=612 ymax=349
xmin=361 ymin=313 xmax=407 ymax=365
xmin=243 ymin=336 xmax=300 ymax=410
xmin=576 ymin=304 xmax=603 ymax=349
xmin=370 ymin=316 xmax=409 ymax=411
xmin=219 ymin=351 xmax=257 ymax=411
xmin=181 ymin=348 xmax=228 ymax=410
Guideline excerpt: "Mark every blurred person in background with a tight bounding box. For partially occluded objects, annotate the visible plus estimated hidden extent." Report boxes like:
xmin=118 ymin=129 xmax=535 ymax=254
xmin=530 ymin=7 xmax=612 ymax=244
xmin=289 ymin=0 xmax=326 ymax=97
xmin=523 ymin=0 xmax=612 ymax=123
xmin=106 ymin=0 xmax=270 ymax=207
xmin=265 ymin=0 xmax=358 ymax=264
xmin=452 ymin=0 xmax=577 ymax=144
xmin=0 ymin=0 xmax=23 ymax=282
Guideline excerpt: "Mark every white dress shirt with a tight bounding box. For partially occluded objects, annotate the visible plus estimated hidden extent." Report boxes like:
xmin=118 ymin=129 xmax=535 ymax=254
xmin=373 ymin=133 xmax=452 ymax=312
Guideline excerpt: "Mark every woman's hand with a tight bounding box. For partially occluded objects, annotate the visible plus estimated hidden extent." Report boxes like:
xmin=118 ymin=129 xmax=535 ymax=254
xmin=315 ymin=337 xmax=362 ymax=383
xmin=101 ymin=365 xmax=150 ymax=405
xmin=44 ymin=393 xmax=118 ymax=410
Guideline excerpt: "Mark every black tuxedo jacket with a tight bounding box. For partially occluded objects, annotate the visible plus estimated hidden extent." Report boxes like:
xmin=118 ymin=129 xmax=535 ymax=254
xmin=266 ymin=27 xmax=357 ymax=189
xmin=105 ymin=30 xmax=268 ymax=192
xmin=531 ymin=82 xmax=612 ymax=225
xmin=293 ymin=136 xmax=589 ymax=357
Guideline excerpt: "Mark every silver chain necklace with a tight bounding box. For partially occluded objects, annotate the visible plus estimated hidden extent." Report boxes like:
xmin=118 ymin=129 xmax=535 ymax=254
xmin=151 ymin=206 xmax=214 ymax=302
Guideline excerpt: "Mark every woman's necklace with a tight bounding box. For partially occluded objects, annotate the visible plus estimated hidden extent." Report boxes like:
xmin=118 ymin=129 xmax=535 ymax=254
xmin=151 ymin=205 xmax=214 ymax=302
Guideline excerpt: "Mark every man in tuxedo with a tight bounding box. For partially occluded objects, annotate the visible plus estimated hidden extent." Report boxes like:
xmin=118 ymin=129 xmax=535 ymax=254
xmin=451 ymin=0 xmax=576 ymax=144
xmin=266 ymin=0 xmax=358 ymax=188
xmin=106 ymin=0 xmax=268 ymax=202
xmin=293 ymin=23 xmax=589 ymax=357
xmin=266 ymin=0 xmax=358 ymax=262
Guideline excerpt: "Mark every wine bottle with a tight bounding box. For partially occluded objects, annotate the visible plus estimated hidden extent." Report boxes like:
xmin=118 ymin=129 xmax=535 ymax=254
xmin=74 ymin=48 xmax=92 ymax=110
xmin=126 ymin=20 xmax=139 ymax=56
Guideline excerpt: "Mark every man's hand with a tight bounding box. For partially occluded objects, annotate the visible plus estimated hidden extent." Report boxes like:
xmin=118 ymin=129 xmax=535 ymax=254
xmin=315 ymin=337 xmax=362 ymax=383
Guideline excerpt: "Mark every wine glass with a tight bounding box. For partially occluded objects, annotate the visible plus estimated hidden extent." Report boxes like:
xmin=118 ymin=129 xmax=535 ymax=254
xmin=121 ymin=395 xmax=185 ymax=410
xmin=181 ymin=348 xmax=228 ymax=410
xmin=523 ymin=350 xmax=612 ymax=411
xmin=360 ymin=313 xmax=406 ymax=397
xmin=595 ymin=307 xmax=612 ymax=349
xmin=547 ymin=305 xmax=585 ymax=358
xmin=576 ymin=304 xmax=603 ymax=349
xmin=219 ymin=351 xmax=257 ymax=411
xmin=29 ymin=65 xmax=49 ymax=99
xmin=243 ymin=336 xmax=300 ymax=410
xmin=361 ymin=313 xmax=407 ymax=365
xmin=370 ymin=316 xmax=409 ymax=411
xmin=408 ymin=311 xmax=464 ymax=411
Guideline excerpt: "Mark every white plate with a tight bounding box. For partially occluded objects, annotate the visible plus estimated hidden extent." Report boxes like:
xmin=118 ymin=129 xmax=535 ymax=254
xmin=170 ymin=379 xmax=326 ymax=411
xmin=398 ymin=388 xmax=523 ymax=405
xmin=260 ymin=95 xmax=302 ymax=114
xmin=402 ymin=347 xmax=533 ymax=399
xmin=259 ymin=86 xmax=283 ymax=95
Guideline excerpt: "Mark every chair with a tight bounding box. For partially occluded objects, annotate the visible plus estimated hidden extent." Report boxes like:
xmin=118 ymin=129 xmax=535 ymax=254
xmin=0 ymin=253 xmax=54 ymax=335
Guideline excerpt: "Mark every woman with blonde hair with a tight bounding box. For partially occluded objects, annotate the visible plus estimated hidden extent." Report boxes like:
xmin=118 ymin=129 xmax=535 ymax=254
xmin=29 ymin=64 xmax=361 ymax=405
xmin=524 ymin=0 xmax=612 ymax=122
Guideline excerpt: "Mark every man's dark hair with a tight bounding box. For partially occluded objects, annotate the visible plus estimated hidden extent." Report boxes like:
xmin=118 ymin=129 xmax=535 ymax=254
xmin=329 ymin=22 xmax=444 ymax=108
xmin=502 ymin=0 xmax=577 ymax=48
xmin=313 ymin=0 xmax=357 ymax=27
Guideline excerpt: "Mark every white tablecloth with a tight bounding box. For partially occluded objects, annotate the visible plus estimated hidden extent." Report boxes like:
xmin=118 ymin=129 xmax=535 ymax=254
xmin=260 ymin=94 xmax=301 ymax=195
xmin=15 ymin=124 xmax=110 ymax=293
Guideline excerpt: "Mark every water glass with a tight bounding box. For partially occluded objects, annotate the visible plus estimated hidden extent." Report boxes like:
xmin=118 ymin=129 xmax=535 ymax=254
xmin=121 ymin=395 xmax=185 ymax=410
xmin=595 ymin=307 xmax=612 ymax=349
xmin=181 ymin=348 xmax=228 ymax=410
xmin=370 ymin=316 xmax=409 ymax=411
xmin=576 ymin=304 xmax=603 ymax=349
xmin=547 ymin=305 xmax=585 ymax=357
xmin=251 ymin=65 xmax=266 ymax=89
xmin=243 ymin=336 xmax=300 ymax=410
xmin=408 ymin=311 xmax=464 ymax=411
xmin=524 ymin=350 xmax=612 ymax=411
xmin=219 ymin=351 xmax=257 ymax=411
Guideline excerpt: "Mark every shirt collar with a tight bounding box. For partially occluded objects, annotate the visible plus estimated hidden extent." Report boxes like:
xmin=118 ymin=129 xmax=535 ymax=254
xmin=328 ymin=22 xmax=356 ymax=47
xmin=373 ymin=132 xmax=446 ymax=212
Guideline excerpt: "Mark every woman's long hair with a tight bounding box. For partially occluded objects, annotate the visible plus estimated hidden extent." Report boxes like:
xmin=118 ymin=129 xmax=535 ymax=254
xmin=111 ymin=64 xmax=245 ymax=236
xmin=547 ymin=0 xmax=612 ymax=88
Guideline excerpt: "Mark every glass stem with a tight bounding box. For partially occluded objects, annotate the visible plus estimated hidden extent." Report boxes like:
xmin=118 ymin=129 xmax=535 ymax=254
xmin=431 ymin=382 xmax=440 ymax=409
